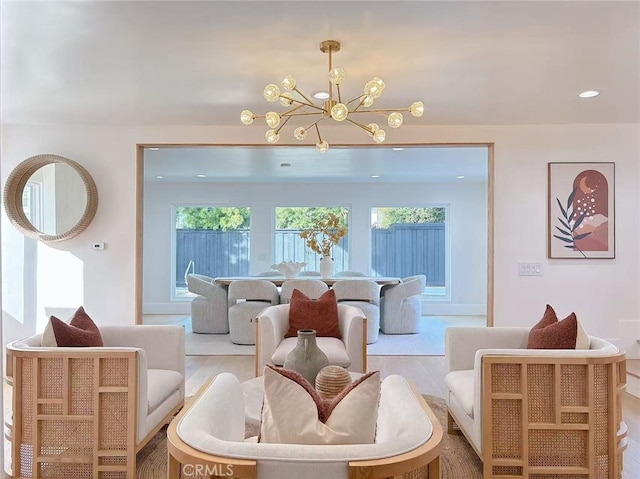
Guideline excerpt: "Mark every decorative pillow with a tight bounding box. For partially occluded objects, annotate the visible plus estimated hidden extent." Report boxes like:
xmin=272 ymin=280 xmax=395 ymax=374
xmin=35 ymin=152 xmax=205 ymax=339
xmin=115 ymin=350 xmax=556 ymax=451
xmin=41 ymin=306 xmax=103 ymax=347
xmin=285 ymin=288 xmax=341 ymax=338
xmin=527 ymin=304 xmax=585 ymax=349
xmin=260 ymin=366 xmax=380 ymax=444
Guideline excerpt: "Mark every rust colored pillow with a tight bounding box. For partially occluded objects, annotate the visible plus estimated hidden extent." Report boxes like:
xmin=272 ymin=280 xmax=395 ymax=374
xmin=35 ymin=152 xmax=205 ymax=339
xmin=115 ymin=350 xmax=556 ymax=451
xmin=527 ymin=304 xmax=577 ymax=349
xmin=285 ymin=288 xmax=341 ymax=338
xmin=45 ymin=306 xmax=103 ymax=347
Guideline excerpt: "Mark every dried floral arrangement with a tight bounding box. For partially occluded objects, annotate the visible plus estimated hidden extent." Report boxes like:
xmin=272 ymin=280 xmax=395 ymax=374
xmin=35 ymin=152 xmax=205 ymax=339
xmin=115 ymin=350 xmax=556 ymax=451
xmin=299 ymin=213 xmax=347 ymax=258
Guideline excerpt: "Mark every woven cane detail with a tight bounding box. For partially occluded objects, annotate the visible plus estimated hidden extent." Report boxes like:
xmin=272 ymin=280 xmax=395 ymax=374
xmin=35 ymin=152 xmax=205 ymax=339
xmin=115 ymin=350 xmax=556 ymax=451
xmin=70 ymin=358 xmax=94 ymax=415
xmin=529 ymin=430 xmax=588 ymax=467
xmin=527 ymin=364 xmax=554 ymax=423
xmin=492 ymin=399 xmax=522 ymax=459
xmin=492 ymin=363 xmax=521 ymax=393
xmin=560 ymin=364 xmax=587 ymax=407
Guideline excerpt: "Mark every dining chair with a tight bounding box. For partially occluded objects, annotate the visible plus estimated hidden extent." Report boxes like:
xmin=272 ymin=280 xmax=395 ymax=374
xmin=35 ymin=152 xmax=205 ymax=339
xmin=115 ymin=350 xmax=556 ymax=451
xmin=228 ymin=280 xmax=280 ymax=344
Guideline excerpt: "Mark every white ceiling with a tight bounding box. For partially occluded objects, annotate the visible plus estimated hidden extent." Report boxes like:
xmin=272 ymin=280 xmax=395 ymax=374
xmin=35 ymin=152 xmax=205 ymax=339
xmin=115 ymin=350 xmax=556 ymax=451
xmin=2 ymin=1 xmax=637 ymax=183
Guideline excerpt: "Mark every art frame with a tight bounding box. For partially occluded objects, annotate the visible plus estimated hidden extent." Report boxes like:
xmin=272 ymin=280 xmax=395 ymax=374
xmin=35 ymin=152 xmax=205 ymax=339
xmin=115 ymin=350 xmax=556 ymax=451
xmin=548 ymin=162 xmax=615 ymax=259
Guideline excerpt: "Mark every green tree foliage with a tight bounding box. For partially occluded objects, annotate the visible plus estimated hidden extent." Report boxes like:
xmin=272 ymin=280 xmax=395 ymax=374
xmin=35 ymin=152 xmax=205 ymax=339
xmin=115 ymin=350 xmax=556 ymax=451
xmin=176 ymin=207 xmax=250 ymax=230
xmin=275 ymin=207 xmax=349 ymax=229
xmin=375 ymin=207 xmax=445 ymax=229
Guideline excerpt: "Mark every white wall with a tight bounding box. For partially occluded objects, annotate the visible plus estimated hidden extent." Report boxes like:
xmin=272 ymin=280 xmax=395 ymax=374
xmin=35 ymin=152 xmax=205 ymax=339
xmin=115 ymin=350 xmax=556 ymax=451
xmin=142 ymin=180 xmax=488 ymax=314
xmin=2 ymin=123 xmax=638 ymax=344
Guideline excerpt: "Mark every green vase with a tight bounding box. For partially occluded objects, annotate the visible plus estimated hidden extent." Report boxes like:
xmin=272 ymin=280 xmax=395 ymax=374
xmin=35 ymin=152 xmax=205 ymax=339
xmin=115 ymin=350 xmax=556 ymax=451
xmin=283 ymin=329 xmax=329 ymax=385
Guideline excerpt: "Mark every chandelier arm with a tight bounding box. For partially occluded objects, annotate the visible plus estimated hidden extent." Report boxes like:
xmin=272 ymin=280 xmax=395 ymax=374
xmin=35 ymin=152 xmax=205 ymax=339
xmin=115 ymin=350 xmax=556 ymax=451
xmin=282 ymin=111 xmax=326 ymax=117
xmin=328 ymin=47 xmax=333 ymax=107
xmin=274 ymin=115 xmax=292 ymax=134
xmin=286 ymin=97 xmax=326 ymax=112
xmin=279 ymin=104 xmax=305 ymax=116
xmin=304 ymin=117 xmax=324 ymax=130
xmin=314 ymin=123 xmax=323 ymax=142
xmin=364 ymin=107 xmax=411 ymax=113
xmin=346 ymin=93 xmax=366 ymax=105
xmin=351 ymin=97 xmax=366 ymax=112
xmin=336 ymin=84 xmax=342 ymax=104
xmin=292 ymin=87 xmax=320 ymax=108
xmin=345 ymin=118 xmax=374 ymax=134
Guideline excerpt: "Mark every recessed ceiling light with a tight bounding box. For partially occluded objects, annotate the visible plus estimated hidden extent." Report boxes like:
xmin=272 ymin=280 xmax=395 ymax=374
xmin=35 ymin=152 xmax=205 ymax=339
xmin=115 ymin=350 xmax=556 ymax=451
xmin=456 ymin=175 xmax=465 ymax=179
xmin=312 ymin=91 xmax=330 ymax=100
xmin=579 ymin=90 xmax=599 ymax=98
xmin=155 ymin=175 xmax=164 ymax=179
xmin=280 ymin=162 xmax=291 ymax=168
xmin=392 ymin=148 xmax=404 ymax=151
xmin=196 ymin=174 xmax=206 ymax=178
xmin=371 ymin=175 xmax=380 ymax=179
xmin=149 ymin=147 xmax=160 ymax=151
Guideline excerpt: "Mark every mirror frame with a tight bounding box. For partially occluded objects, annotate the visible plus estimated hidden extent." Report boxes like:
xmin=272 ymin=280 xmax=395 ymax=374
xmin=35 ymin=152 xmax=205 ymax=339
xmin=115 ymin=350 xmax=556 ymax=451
xmin=3 ymin=154 xmax=98 ymax=242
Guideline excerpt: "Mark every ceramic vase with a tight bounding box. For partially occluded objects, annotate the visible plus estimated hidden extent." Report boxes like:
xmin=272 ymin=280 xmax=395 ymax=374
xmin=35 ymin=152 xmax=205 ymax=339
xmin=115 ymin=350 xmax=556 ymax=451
xmin=283 ymin=329 xmax=329 ymax=385
xmin=319 ymin=257 xmax=334 ymax=278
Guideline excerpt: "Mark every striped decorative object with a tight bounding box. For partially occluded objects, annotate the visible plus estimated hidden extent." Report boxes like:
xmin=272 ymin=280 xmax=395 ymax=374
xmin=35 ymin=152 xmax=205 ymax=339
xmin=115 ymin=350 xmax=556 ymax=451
xmin=315 ymin=365 xmax=352 ymax=399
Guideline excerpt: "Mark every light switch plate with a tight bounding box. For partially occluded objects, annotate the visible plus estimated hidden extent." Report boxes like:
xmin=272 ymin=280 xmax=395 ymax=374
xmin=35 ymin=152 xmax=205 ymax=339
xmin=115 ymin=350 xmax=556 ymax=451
xmin=518 ymin=262 xmax=542 ymax=276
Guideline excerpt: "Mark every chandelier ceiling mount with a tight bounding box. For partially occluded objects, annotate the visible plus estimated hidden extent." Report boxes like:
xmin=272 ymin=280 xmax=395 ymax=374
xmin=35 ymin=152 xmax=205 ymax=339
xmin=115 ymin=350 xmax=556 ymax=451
xmin=240 ymin=39 xmax=424 ymax=153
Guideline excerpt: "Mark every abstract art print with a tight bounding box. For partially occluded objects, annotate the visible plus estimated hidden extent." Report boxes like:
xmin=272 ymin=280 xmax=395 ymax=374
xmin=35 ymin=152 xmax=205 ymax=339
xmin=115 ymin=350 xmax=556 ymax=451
xmin=548 ymin=162 xmax=615 ymax=259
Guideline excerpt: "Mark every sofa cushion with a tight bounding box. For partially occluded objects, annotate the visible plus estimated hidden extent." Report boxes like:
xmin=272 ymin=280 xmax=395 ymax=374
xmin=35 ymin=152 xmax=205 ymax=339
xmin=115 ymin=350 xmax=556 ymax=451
xmin=527 ymin=304 xmax=578 ymax=349
xmin=285 ymin=289 xmax=341 ymax=338
xmin=260 ymin=366 xmax=380 ymax=444
xmin=147 ymin=369 xmax=184 ymax=413
xmin=445 ymin=369 xmax=475 ymax=417
xmin=42 ymin=306 xmax=103 ymax=347
xmin=271 ymin=337 xmax=351 ymax=368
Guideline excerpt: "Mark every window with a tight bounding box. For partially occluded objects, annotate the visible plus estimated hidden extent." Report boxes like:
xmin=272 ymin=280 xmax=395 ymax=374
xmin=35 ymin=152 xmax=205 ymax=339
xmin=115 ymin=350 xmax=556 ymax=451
xmin=22 ymin=181 xmax=43 ymax=230
xmin=371 ymin=206 xmax=448 ymax=297
xmin=274 ymin=207 xmax=349 ymax=272
xmin=173 ymin=206 xmax=250 ymax=299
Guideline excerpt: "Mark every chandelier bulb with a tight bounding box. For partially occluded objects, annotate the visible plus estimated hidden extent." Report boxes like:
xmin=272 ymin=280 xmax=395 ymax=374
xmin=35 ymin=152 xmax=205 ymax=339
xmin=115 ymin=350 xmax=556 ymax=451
xmin=240 ymin=110 xmax=255 ymax=126
xmin=263 ymin=84 xmax=281 ymax=102
xmin=265 ymin=129 xmax=280 ymax=144
xmin=367 ymin=123 xmax=380 ymax=136
xmin=387 ymin=112 xmax=404 ymax=129
xmin=316 ymin=140 xmax=329 ymax=153
xmin=282 ymin=75 xmax=296 ymax=91
xmin=372 ymin=129 xmax=386 ymax=143
xmin=294 ymin=127 xmax=307 ymax=141
xmin=330 ymin=103 xmax=349 ymax=122
xmin=280 ymin=92 xmax=294 ymax=106
xmin=410 ymin=101 xmax=424 ymax=117
xmin=362 ymin=95 xmax=374 ymax=107
xmin=328 ymin=67 xmax=345 ymax=85
xmin=265 ymin=111 xmax=281 ymax=128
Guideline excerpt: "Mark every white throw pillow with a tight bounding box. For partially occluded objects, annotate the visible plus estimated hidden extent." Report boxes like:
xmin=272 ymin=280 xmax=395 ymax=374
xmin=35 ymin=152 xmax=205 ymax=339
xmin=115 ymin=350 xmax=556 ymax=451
xmin=260 ymin=366 xmax=380 ymax=445
xmin=575 ymin=318 xmax=591 ymax=350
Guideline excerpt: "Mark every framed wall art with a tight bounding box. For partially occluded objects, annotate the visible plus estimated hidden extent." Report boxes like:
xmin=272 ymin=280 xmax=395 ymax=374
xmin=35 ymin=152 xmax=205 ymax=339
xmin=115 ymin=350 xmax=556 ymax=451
xmin=548 ymin=162 xmax=615 ymax=259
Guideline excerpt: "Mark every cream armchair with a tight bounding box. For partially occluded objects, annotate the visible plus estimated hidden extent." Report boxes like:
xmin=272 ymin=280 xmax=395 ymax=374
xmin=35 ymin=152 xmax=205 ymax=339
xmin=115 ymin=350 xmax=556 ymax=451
xmin=255 ymin=303 xmax=367 ymax=375
xmin=380 ymin=275 xmax=426 ymax=334
xmin=6 ymin=325 xmax=185 ymax=478
xmin=186 ymin=273 xmax=229 ymax=333
xmin=444 ymin=326 xmax=627 ymax=479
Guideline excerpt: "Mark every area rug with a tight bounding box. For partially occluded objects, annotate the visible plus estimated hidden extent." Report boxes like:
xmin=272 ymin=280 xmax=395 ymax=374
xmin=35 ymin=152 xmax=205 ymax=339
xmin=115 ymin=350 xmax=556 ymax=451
xmin=136 ymin=395 xmax=483 ymax=478
xmin=184 ymin=316 xmax=450 ymax=356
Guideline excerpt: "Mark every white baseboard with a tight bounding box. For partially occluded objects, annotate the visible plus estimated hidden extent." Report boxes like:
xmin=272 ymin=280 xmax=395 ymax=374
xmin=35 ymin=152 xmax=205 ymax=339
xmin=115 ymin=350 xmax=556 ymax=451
xmin=422 ymin=302 xmax=486 ymax=316
xmin=143 ymin=303 xmax=190 ymax=315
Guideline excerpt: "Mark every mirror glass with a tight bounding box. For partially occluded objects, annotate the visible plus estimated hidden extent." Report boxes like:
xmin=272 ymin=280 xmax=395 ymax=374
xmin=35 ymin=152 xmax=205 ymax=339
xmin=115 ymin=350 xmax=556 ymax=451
xmin=21 ymin=163 xmax=88 ymax=236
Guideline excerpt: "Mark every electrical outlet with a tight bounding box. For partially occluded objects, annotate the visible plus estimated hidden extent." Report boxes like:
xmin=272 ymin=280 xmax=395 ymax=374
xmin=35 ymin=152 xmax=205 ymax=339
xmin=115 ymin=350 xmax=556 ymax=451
xmin=518 ymin=262 xmax=542 ymax=276
xmin=91 ymin=242 xmax=105 ymax=250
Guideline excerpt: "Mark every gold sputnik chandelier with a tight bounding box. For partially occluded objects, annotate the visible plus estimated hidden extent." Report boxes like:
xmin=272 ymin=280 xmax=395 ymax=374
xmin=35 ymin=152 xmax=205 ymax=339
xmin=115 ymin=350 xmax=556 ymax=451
xmin=240 ymin=40 xmax=424 ymax=153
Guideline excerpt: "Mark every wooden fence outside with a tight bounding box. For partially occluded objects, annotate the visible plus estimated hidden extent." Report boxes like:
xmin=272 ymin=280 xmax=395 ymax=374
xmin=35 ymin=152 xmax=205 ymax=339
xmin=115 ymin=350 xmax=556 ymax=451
xmin=176 ymin=223 xmax=445 ymax=286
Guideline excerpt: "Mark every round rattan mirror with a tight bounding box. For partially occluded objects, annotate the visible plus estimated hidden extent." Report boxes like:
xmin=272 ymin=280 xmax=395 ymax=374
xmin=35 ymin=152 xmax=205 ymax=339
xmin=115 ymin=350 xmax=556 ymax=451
xmin=3 ymin=154 xmax=98 ymax=242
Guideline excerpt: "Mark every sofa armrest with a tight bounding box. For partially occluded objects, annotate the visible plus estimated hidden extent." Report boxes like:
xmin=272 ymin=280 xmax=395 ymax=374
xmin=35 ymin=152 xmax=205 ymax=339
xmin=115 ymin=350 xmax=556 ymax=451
xmin=255 ymin=304 xmax=290 ymax=376
xmin=445 ymin=327 xmax=529 ymax=372
xmin=99 ymin=325 xmax=185 ymax=375
xmin=338 ymin=304 xmax=366 ymax=372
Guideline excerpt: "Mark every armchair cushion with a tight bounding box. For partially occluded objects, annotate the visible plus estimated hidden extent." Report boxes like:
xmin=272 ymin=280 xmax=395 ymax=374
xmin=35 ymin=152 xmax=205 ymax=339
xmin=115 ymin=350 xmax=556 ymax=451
xmin=443 ymin=369 xmax=474 ymax=417
xmin=260 ymin=366 xmax=380 ymax=445
xmin=147 ymin=369 xmax=184 ymax=413
xmin=42 ymin=306 xmax=103 ymax=347
xmin=286 ymin=288 xmax=341 ymax=338
xmin=271 ymin=337 xmax=351 ymax=368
